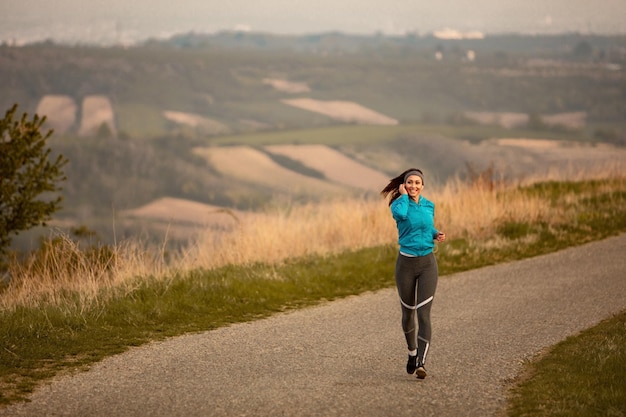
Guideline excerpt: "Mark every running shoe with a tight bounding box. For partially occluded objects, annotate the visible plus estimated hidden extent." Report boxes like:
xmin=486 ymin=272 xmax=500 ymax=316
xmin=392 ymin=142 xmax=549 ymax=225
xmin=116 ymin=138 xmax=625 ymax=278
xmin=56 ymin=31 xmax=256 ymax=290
xmin=406 ymin=355 xmax=417 ymax=374
xmin=416 ymin=362 xmax=427 ymax=379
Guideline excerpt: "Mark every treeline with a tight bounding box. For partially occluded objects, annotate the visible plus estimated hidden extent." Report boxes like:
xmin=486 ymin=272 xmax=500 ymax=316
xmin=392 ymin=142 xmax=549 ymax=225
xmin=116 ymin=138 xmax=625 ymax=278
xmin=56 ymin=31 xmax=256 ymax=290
xmin=159 ymin=31 xmax=626 ymax=59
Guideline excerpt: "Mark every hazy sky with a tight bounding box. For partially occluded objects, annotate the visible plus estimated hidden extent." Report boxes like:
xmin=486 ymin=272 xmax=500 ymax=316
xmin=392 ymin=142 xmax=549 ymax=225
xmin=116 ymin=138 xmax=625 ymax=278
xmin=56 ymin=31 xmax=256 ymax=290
xmin=2 ymin=0 xmax=625 ymax=44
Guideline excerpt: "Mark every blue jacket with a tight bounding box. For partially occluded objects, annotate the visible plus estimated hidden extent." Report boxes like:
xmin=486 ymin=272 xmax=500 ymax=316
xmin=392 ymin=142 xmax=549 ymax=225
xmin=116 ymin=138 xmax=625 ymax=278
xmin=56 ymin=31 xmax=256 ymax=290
xmin=390 ymin=194 xmax=439 ymax=256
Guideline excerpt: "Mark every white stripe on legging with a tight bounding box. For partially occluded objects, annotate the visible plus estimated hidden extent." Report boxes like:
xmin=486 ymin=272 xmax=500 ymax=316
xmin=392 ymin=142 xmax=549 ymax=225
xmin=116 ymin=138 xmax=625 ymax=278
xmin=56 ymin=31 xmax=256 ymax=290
xmin=418 ymin=335 xmax=430 ymax=363
xmin=400 ymin=295 xmax=434 ymax=310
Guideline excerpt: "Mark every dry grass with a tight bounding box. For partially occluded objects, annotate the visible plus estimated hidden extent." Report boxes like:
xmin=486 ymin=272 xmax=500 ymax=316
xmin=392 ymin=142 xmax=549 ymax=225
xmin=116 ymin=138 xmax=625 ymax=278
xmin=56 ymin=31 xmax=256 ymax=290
xmin=1 ymin=238 xmax=169 ymax=311
xmin=1 ymin=165 xmax=624 ymax=312
xmin=433 ymin=179 xmax=552 ymax=239
xmin=185 ymin=198 xmax=394 ymax=269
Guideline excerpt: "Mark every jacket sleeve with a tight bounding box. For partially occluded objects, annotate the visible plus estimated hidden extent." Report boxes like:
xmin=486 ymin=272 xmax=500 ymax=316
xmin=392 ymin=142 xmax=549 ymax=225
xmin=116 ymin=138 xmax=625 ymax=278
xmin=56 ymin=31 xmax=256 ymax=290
xmin=431 ymin=204 xmax=439 ymax=239
xmin=390 ymin=194 xmax=409 ymax=221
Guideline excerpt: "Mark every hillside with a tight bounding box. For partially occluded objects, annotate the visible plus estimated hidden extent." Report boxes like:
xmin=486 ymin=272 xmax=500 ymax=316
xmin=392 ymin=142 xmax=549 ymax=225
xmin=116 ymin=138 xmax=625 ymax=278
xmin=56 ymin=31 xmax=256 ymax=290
xmin=2 ymin=33 xmax=625 ymax=139
xmin=3 ymin=32 xmax=626 ymax=250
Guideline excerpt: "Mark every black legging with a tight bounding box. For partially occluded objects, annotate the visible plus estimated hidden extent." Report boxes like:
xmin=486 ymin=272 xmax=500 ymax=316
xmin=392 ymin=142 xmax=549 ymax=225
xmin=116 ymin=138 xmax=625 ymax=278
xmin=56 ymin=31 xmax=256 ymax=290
xmin=394 ymin=252 xmax=438 ymax=365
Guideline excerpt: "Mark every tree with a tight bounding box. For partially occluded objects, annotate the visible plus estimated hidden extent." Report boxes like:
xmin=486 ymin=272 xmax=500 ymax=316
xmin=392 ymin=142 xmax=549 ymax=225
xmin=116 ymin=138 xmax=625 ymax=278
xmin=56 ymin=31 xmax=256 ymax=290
xmin=0 ymin=104 xmax=68 ymax=260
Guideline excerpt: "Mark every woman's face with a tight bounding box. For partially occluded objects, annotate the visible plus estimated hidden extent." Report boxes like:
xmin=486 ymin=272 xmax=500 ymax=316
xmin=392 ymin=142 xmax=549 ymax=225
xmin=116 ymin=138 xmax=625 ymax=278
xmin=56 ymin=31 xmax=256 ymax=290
xmin=405 ymin=175 xmax=423 ymax=199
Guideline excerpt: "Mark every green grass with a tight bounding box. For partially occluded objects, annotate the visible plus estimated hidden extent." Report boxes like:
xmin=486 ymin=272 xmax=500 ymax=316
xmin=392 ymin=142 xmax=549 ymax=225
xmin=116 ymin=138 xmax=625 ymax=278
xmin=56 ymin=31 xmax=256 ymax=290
xmin=506 ymin=310 xmax=626 ymax=416
xmin=1 ymin=179 xmax=625 ymax=408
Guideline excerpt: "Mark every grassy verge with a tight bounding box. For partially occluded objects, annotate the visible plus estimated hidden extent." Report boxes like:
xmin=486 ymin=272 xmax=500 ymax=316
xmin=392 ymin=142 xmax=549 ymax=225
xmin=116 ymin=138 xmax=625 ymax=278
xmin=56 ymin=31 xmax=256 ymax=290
xmin=1 ymin=178 xmax=625 ymax=407
xmin=506 ymin=310 xmax=626 ymax=416
xmin=0 ymin=245 xmax=397 ymax=404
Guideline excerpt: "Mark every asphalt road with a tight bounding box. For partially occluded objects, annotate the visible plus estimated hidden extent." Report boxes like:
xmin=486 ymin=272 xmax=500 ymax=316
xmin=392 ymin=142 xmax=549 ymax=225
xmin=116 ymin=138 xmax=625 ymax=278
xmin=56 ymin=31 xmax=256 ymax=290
xmin=2 ymin=235 xmax=626 ymax=417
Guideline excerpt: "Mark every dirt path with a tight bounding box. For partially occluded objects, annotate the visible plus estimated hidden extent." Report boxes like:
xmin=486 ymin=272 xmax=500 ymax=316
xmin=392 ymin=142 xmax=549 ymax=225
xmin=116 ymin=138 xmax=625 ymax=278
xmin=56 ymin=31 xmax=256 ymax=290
xmin=3 ymin=235 xmax=625 ymax=417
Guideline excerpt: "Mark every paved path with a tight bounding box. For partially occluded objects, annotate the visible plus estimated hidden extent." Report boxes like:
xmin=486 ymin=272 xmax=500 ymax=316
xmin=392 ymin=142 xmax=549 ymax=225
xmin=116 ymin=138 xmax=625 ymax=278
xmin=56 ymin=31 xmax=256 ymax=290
xmin=2 ymin=235 xmax=626 ymax=417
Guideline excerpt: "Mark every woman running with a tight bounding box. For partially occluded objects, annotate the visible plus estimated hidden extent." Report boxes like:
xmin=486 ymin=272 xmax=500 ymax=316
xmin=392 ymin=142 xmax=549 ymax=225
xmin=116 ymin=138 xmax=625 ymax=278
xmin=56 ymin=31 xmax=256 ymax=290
xmin=381 ymin=168 xmax=446 ymax=379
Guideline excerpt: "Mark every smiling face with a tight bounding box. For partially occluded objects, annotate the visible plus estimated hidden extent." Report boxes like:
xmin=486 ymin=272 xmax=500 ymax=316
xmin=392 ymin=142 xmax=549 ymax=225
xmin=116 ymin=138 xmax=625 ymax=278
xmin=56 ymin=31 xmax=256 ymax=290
xmin=404 ymin=174 xmax=423 ymax=200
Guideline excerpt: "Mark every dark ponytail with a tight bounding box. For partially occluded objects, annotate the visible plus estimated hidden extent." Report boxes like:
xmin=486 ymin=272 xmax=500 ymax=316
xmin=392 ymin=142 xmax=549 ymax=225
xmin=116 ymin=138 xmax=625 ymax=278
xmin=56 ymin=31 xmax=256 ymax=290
xmin=380 ymin=168 xmax=423 ymax=206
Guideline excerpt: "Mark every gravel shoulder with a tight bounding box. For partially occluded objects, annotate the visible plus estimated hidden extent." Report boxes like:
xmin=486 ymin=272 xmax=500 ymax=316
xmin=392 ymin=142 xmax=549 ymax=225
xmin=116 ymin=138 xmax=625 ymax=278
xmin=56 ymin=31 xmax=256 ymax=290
xmin=3 ymin=235 xmax=626 ymax=417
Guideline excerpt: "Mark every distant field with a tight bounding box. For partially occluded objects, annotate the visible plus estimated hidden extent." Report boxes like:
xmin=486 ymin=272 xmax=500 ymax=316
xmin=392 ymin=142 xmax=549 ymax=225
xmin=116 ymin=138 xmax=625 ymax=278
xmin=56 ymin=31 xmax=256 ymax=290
xmin=115 ymin=103 xmax=169 ymax=138
xmin=484 ymin=138 xmax=626 ymax=184
xmin=78 ymin=95 xmax=116 ymax=137
xmin=121 ymin=197 xmax=245 ymax=227
xmin=207 ymin=125 xmax=406 ymax=146
xmin=262 ymin=78 xmax=311 ymax=93
xmin=464 ymin=111 xmax=529 ymax=129
xmin=541 ymin=112 xmax=587 ymax=129
xmin=36 ymin=95 xmax=77 ymax=135
xmin=464 ymin=111 xmax=588 ymax=130
xmin=120 ymin=197 xmax=246 ymax=239
xmin=265 ymin=144 xmax=389 ymax=192
xmin=204 ymin=123 xmax=624 ymax=182
xmin=282 ymin=98 xmax=398 ymax=126
xmin=36 ymin=94 xmax=117 ymax=137
xmin=192 ymin=146 xmax=348 ymax=197
xmin=206 ymin=123 xmax=585 ymax=147
xmin=163 ymin=110 xmax=231 ymax=135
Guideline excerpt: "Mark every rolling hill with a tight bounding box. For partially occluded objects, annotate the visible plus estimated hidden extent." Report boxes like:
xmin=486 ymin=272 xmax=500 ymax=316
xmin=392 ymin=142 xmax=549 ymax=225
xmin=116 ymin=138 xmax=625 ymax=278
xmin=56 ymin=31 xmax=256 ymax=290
xmin=3 ymin=32 xmax=626 ymax=249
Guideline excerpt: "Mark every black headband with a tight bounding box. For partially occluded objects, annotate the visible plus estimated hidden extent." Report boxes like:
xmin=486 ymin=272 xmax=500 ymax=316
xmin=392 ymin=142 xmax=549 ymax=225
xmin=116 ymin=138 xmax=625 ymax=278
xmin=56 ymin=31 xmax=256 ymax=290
xmin=404 ymin=170 xmax=424 ymax=183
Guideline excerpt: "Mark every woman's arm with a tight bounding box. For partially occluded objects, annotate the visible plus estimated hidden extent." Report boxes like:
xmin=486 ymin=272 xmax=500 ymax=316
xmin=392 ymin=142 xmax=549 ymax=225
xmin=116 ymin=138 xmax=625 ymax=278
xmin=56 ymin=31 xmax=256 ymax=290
xmin=390 ymin=194 xmax=410 ymax=221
